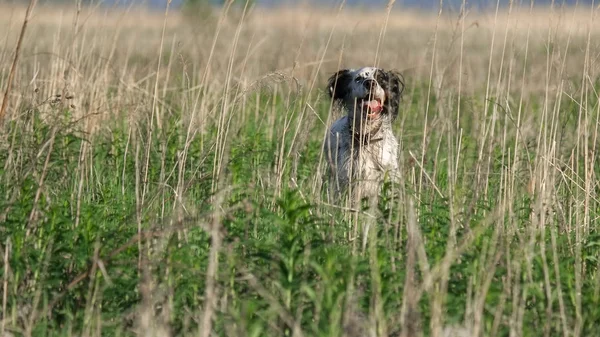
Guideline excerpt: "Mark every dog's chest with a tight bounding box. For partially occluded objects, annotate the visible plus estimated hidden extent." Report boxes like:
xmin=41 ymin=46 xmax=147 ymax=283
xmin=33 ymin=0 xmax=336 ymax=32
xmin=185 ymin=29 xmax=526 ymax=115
xmin=325 ymin=116 xmax=399 ymax=197
xmin=353 ymin=136 xmax=398 ymax=179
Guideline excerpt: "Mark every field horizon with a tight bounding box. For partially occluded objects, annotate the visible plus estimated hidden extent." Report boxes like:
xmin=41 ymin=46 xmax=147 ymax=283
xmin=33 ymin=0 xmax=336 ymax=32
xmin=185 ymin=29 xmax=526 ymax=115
xmin=1 ymin=2 xmax=599 ymax=337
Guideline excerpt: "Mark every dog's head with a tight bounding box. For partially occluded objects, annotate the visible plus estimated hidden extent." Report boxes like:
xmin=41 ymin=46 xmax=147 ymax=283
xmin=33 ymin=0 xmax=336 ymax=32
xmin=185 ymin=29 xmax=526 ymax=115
xmin=327 ymin=67 xmax=404 ymax=135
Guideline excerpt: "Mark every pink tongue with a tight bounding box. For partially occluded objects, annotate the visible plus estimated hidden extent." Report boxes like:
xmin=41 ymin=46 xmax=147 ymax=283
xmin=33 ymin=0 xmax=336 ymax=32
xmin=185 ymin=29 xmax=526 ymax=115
xmin=367 ymin=100 xmax=382 ymax=113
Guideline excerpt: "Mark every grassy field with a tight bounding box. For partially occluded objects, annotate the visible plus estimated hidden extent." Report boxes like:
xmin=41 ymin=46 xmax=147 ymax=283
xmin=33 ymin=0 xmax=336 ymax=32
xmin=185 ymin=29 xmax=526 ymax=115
xmin=1 ymin=1 xmax=600 ymax=336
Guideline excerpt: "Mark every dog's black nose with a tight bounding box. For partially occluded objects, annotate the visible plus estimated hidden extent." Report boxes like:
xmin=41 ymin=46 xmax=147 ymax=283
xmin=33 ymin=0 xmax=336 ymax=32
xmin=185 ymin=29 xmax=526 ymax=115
xmin=363 ymin=79 xmax=376 ymax=90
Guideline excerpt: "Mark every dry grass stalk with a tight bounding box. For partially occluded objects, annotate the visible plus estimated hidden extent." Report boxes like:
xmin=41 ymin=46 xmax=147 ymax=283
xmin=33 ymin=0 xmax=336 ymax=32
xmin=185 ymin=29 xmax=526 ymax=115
xmin=0 ymin=0 xmax=37 ymax=125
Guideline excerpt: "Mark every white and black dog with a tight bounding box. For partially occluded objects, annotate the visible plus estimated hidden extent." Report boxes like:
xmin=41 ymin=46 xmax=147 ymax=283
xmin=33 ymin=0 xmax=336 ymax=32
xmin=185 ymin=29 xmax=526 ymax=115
xmin=324 ymin=67 xmax=404 ymax=200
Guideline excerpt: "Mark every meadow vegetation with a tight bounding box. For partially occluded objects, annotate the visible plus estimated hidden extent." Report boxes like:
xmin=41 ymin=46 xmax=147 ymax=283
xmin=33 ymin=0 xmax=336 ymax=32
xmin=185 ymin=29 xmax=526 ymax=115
xmin=0 ymin=1 xmax=599 ymax=336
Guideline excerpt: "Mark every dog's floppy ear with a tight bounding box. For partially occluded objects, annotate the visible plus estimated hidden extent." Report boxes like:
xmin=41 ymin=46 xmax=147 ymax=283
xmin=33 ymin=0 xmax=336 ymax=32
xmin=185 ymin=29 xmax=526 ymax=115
xmin=327 ymin=69 xmax=353 ymax=101
xmin=377 ymin=69 xmax=405 ymax=121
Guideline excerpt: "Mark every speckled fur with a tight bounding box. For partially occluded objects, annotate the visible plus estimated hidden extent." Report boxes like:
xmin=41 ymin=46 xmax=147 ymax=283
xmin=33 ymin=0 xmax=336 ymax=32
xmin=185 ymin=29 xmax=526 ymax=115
xmin=324 ymin=67 xmax=404 ymax=200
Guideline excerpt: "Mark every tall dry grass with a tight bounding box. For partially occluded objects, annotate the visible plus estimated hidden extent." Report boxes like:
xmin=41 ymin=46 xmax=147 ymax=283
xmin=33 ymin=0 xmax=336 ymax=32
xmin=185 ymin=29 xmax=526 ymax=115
xmin=0 ymin=1 xmax=599 ymax=336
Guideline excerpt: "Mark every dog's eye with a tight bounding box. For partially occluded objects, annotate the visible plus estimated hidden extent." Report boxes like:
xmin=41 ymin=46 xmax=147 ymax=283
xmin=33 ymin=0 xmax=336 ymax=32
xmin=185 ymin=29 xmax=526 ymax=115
xmin=355 ymin=77 xmax=362 ymax=83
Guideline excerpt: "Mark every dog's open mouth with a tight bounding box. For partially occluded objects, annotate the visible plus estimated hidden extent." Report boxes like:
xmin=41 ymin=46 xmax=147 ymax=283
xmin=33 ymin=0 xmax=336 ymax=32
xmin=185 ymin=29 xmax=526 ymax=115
xmin=361 ymin=98 xmax=383 ymax=119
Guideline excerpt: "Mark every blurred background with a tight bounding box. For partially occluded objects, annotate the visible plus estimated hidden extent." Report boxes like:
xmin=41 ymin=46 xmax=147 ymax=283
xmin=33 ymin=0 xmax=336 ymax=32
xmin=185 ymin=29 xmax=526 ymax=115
xmin=1 ymin=0 xmax=597 ymax=10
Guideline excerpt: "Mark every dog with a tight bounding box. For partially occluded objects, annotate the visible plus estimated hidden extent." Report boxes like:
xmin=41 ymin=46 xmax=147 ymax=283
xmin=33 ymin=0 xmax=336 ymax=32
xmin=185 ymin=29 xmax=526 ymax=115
xmin=323 ymin=66 xmax=404 ymax=201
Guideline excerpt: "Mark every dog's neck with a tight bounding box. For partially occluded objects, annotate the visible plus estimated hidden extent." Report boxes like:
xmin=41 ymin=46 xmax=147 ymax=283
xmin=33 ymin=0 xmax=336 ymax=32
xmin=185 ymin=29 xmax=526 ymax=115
xmin=352 ymin=130 xmax=384 ymax=147
xmin=347 ymin=115 xmax=390 ymax=147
